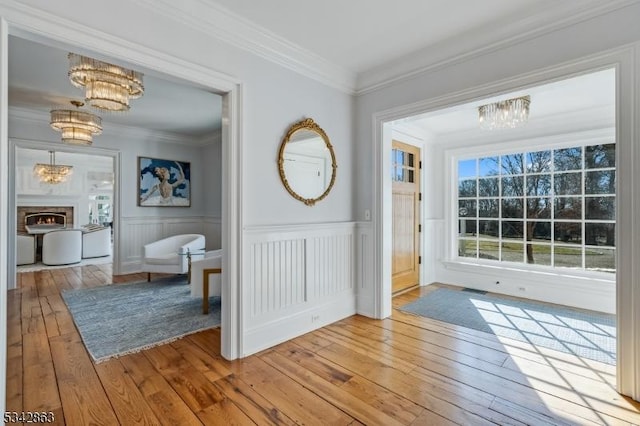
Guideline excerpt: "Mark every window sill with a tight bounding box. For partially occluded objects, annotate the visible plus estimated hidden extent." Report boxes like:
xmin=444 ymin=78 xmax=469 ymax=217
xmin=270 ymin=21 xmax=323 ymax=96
xmin=442 ymin=258 xmax=616 ymax=285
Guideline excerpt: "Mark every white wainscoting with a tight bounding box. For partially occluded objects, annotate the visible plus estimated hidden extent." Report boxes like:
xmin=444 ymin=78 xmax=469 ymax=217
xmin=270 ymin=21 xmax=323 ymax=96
xmin=430 ymin=218 xmax=616 ymax=314
xmin=249 ymin=238 xmax=306 ymax=316
xmin=355 ymin=221 xmax=375 ymax=317
xmin=422 ymin=219 xmax=445 ymax=285
xmin=118 ymin=216 xmax=221 ymax=274
xmin=242 ymin=222 xmax=357 ymax=356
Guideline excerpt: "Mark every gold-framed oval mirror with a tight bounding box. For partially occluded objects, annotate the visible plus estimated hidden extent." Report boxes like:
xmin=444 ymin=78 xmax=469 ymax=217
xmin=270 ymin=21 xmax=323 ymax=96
xmin=278 ymin=118 xmax=337 ymax=206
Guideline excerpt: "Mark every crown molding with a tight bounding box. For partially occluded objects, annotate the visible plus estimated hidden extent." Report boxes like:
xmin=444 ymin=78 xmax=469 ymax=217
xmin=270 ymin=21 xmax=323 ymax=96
xmin=129 ymin=0 xmax=356 ymax=94
xmin=356 ymin=0 xmax=638 ymax=95
xmin=130 ymin=0 xmax=634 ymax=96
xmin=2 ymin=0 xmax=633 ymax=98
xmin=9 ymin=106 xmax=205 ymax=146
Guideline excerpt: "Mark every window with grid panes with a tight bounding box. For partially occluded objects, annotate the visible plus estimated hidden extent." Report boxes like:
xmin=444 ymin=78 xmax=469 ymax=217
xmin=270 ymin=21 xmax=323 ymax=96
xmin=392 ymin=148 xmax=416 ymax=183
xmin=457 ymin=143 xmax=615 ymax=272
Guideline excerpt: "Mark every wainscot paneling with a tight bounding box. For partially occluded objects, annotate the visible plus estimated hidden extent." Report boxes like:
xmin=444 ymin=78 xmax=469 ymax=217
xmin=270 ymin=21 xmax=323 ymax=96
xmin=308 ymin=233 xmax=353 ymax=298
xmin=118 ymin=216 xmax=209 ymax=274
xmin=250 ymin=238 xmax=306 ymax=316
xmin=432 ymin=218 xmax=615 ymax=313
xmin=242 ymin=222 xmax=357 ymax=356
xmin=355 ymin=222 xmax=375 ymax=317
xmin=422 ymin=219 xmax=445 ymax=285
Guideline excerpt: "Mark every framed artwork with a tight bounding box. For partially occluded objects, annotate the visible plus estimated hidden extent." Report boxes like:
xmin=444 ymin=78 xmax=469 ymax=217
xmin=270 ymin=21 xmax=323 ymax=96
xmin=138 ymin=156 xmax=191 ymax=206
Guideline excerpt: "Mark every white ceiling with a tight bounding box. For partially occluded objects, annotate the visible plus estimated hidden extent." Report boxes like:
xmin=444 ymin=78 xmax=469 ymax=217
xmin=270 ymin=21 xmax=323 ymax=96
xmin=211 ymin=0 xmax=562 ymax=73
xmin=7 ymin=1 xmax=622 ymax=140
xmin=8 ymin=36 xmax=223 ymax=141
xmin=400 ymin=68 xmax=616 ymax=142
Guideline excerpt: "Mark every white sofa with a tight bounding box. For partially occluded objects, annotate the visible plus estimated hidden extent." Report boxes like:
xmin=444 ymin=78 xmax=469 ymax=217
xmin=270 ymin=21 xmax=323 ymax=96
xmin=190 ymin=249 xmax=222 ymax=298
xmin=141 ymin=234 xmax=205 ymax=281
xmin=82 ymin=226 xmax=111 ymax=258
xmin=42 ymin=229 xmax=82 ymax=266
xmin=17 ymin=234 xmax=36 ymax=265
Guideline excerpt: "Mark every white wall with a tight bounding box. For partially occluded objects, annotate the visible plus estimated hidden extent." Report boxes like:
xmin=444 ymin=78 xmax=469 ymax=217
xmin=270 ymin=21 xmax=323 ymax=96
xmin=203 ymin=136 xmax=222 ymax=218
xmin=240 ymin=60 xmax=353 ymax=226
xmin=202 ymin=135 xmax=222 ymax=249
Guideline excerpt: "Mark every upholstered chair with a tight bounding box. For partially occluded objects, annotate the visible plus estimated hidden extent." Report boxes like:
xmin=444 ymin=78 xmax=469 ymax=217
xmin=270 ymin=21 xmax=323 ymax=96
xmin=82 ymin=226 xmax=112 ymax=258
xmin=42 ymin=229 xmax=83 ymax=266
xmin=16 ymin=234 xmax=36 ymax=265
xmin=141 ymin=234 xmax=205 ymax=281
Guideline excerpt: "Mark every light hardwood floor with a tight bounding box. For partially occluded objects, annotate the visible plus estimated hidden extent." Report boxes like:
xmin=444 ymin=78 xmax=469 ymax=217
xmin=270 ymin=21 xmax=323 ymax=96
xmin=6 ymin=264 xmax=640 ymax=425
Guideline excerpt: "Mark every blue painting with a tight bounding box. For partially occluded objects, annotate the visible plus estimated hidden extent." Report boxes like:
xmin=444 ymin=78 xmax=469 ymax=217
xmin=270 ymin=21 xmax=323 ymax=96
xmin=138 ymin=157 xmax=191 ymax=206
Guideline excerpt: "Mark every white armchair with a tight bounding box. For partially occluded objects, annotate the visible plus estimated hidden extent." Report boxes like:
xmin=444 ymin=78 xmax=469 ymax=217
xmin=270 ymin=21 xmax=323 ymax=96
xmin=17 ymin=234 xmax=36 ymax=265
xmin=42 ymin=229 xmax=82 ymax=266
xmin=82 ymin=226 xmax=112 ymax=258
xmin=141 ymin=234 xmax=205 ymax=281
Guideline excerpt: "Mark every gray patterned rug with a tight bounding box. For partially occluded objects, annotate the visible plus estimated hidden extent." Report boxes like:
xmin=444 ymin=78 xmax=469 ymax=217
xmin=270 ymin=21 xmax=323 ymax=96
xmin=62 ymin=276 xmax=221 ymax=363
xmin=399 ymin=288 xmax=616 ymax=364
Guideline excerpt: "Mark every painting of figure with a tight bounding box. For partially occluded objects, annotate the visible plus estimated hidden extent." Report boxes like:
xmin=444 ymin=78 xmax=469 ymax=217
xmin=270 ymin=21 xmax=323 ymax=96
xmin=138 ymin=157 xmax=191 ymax=206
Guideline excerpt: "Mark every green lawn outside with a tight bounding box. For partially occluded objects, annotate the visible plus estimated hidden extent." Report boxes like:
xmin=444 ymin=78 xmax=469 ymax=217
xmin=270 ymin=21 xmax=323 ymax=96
xmin=458 ymin=238 xmax=615 ymax=271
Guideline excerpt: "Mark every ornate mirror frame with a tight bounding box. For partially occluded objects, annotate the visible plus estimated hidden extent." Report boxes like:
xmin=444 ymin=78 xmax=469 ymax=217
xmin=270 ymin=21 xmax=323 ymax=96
xmin=278 ymin=118 xmax=337 ymax=206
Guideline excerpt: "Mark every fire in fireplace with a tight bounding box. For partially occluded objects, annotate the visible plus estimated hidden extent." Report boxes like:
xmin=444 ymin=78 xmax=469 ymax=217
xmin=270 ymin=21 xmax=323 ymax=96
xmin=17 ymin=206 xmax=74 ymax=234
xmin=24 ymin=212 xmax=67 ymax=232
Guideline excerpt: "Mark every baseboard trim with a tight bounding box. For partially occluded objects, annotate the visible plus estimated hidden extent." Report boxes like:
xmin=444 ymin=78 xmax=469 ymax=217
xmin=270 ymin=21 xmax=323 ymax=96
xmin=242 ymin=292 xmax=356 ymax=357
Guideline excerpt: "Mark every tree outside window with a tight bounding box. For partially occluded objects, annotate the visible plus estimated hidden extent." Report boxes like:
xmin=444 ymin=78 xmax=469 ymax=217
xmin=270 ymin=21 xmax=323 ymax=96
xmin=457 ymin=143 xmax=615 ymax=272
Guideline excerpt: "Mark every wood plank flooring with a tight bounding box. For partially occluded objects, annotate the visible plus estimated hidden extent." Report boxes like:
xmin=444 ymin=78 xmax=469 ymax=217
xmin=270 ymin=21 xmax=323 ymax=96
xmin=6 ymin=265 xmax=640 ymax=425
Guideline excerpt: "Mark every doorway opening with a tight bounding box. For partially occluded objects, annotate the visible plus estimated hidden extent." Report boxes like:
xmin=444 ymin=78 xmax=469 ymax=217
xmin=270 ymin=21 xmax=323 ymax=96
xmin=377 ymin=68 xmax=618 ymax=386
xmin=14 ymin=146 xmax=115 ymax=273
xmin=2 ymin=24 xmax=242 ymax=363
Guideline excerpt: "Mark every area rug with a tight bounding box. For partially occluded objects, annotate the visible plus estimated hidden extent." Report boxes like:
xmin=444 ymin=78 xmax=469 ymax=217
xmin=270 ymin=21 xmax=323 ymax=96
xmin=62 ymin=276 xmax=221 ymax=363
xmin=398 ymin=288 xmax=616 ymax=365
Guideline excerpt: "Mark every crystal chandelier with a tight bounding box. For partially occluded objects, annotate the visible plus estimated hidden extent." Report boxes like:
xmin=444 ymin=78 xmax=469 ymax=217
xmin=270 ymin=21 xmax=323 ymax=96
xmin=33 ymin=151 xmax=73 ymax=185
xmin=478 ymin=95 xmax=530 ymax=130
xmin=50 ymin=101 xmax=103 ymax=146
xmin=68 ymin=53 xmax=144 ymax=112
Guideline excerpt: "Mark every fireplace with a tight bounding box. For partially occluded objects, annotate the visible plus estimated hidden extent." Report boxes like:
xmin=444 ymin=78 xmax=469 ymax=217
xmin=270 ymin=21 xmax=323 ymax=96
xmin=25 ymin=212 xmax=67 ymax=232
xmin=17 ymin=206 xmax=74 ymax=234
